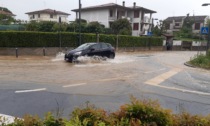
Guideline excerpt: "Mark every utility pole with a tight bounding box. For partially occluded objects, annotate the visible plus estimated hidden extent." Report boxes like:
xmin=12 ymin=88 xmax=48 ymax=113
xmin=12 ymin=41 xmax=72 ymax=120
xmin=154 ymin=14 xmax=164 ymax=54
xmin=207 ymin=24 xmax=210 ymax=55
xmin=59 ymin=17 xmax=61 ymax=51
xmin=79 ymin=0 xmax=81 ymax=45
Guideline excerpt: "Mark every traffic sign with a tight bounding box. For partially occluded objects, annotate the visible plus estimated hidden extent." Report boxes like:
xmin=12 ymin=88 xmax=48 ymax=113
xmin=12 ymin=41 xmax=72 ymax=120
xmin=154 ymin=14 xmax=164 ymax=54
xmin=147 ymin=32 xmax=152 ymax=36
xmin=201 ymin=27 xmax=209 ymax=35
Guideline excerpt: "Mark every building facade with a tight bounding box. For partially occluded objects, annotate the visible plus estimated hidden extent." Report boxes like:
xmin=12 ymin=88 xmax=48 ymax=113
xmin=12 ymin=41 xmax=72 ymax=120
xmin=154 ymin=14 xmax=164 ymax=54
xmin=25 ymin=9 xmax=70 ymax=23
xmin=164 ymin=15 xmax=209 ymax=34
xmin=72 ymin=2 xmax=156 ymax=36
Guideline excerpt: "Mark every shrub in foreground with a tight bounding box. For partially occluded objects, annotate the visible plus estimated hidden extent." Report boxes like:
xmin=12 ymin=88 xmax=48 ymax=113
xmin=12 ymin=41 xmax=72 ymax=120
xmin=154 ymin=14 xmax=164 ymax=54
xmin=110 ymin=96 xmax=173 ymax=126
xmin=2 ymin=97 xmax=210 ymax=126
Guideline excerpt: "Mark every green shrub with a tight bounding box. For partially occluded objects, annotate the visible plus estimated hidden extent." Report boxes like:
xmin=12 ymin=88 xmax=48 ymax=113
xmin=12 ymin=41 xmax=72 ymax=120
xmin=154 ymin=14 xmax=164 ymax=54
xmin=189 ymin=54 xmax=210 ymax=69
xmin=111 ymin=96 xmax=173 ymax=126
xmin=172 ymin=112 xmax=210 ymax=126
xmin=70 ymin=103 xmax=109 ymax=126
xmin=43 ymin=112 xmax=65 ymax=126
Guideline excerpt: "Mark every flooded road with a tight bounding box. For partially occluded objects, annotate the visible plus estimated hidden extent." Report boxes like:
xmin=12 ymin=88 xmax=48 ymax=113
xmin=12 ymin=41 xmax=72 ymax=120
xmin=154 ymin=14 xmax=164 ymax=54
xmin=1 ymin=51 xmax=210 ymax=118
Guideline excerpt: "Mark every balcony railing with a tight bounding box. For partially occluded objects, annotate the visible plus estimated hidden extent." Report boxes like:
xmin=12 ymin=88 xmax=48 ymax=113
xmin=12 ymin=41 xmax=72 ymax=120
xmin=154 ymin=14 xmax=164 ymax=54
xmin=109 ymin=16 xmax=132 ymax=22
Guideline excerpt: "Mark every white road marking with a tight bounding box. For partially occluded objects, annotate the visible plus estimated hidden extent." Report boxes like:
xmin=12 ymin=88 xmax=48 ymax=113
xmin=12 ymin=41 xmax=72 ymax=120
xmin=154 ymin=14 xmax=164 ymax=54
xmin=62 ymin=83 xmax=87 ymax=88
xmin=144 ymin=68 xmax=166 ymax=74
xmin=145 ymin=68 xmax=182 ymax=85
xmin=15 ymin=88 xmax=46 ymax=93
xmin=151 ymin=84 xmax=210 ymax=96
xmin=0 ymin=114 xmax=17 ymax=124
xmin=144 ymin=68 xmax=210 ymax=96
xmin=62 ymin=75 xmax=134 ymax=88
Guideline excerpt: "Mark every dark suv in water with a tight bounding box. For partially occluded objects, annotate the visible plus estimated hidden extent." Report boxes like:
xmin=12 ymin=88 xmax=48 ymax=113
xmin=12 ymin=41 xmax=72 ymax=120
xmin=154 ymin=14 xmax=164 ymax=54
xmin=64 ymin=42 xmax=115 ymax=62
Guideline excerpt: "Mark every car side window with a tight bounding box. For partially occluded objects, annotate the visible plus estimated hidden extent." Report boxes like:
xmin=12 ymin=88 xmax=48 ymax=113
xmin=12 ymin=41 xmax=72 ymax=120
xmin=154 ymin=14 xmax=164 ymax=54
xmin=91 ymin=44 xmax=101 ymax=50
xmin=101 ymin=43 xmax=109 ymax=49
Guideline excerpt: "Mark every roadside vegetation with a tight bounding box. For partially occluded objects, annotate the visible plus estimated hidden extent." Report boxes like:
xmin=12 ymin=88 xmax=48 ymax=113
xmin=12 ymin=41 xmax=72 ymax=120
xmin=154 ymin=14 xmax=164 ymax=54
xmin=1 ymin=96 xmax=210 ymax=126
xmin=189 ymin=50 xmax=210 ymax=69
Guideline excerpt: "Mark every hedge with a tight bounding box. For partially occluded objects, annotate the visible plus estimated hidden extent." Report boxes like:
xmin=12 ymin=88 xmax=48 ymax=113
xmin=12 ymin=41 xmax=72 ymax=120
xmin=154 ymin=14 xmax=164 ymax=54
xmin=0 ymin=31 xmax=163 ymax=48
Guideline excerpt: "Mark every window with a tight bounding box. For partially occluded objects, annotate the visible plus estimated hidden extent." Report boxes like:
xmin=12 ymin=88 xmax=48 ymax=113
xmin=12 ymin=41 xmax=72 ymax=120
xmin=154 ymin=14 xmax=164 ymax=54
xmin=38 ymin=14 xmax=40 ymax=18
xmin=133 ymin=23 xmax=139 ymax=30
xmin=134 ymin=11 xmax=139 ymax=18
xmin=50 ymin=14 xmax=53 ymax=18
xmin=195 ymin=23 xmax=200 ymax=30
xmin=32 ymin=15 xmax=35 ymax=19
xmin=101 ymin=43 xmax=109 ymax=49
xmin=109 ymin=10 xmax=113 ymax=17
xmin=91 ymin=44 xmax=101 ymax=50
xmin=175 ymin=23 xmax=180 ymax=26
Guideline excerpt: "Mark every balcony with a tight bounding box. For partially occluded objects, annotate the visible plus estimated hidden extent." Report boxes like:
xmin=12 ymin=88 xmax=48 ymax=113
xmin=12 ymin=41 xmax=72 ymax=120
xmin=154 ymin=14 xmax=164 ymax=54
xmin=141 ymin=18 xmax=152 ymax=24
xmin=109 ymin=16 xmax=117 ymax=21
xmin=174 ymin=25 xmax=182 ymax=29
xmin=109 ymin=16 xmax=132 ymax=22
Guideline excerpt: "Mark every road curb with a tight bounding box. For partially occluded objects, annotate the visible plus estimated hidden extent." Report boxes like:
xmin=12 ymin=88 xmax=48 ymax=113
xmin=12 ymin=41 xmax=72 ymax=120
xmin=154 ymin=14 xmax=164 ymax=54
xmin=184 ymin=62 xmax=196 ymax=68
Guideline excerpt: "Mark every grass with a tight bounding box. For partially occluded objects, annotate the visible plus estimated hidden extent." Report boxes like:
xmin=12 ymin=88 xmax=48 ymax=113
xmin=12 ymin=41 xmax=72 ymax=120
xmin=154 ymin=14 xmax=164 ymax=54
xmin=189 ymin=51 xmax=210 ymax=69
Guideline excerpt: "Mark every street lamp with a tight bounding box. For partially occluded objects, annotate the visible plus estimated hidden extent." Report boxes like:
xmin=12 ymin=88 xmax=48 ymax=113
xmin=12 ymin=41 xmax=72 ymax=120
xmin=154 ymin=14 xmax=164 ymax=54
xmin=202 ymin=3 xmax=210 ymax=6
xmin=59 ymin=17 xmax=61 ymax=51
xmin=79 ymin=0 xmax=82 ymax=45
xmin=201 ymin=3 xmax=210 ymax=55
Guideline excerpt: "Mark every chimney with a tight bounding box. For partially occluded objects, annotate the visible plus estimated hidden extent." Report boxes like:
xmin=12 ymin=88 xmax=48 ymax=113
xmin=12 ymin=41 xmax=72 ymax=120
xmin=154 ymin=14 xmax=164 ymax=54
xmin=133 ymin=2 xmax=136 ymax=8
xmin=122 ymin=1 xmax=125 ymax=6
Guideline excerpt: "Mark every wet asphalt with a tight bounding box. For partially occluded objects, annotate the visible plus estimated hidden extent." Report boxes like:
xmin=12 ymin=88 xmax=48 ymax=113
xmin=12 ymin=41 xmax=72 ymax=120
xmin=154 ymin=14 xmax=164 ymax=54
xmin=0 ymin=51 xmax=210 ymax=118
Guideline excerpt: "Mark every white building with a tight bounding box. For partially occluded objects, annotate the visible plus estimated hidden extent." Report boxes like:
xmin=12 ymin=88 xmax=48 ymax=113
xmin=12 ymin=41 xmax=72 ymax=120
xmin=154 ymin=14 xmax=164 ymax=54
xmin=72 ymin=2 xmax=156 ymax=36
xmin=164 ymin=15 xmax=209 ymax=34
xmin=25 ymin=9 xmax=70 ymax=23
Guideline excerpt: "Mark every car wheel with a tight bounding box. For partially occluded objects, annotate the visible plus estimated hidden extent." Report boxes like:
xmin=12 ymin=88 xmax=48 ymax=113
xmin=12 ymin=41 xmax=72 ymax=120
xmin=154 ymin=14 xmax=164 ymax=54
xmin=72 ymin=56 xmax=78 ymax=63
xmin=109 ymin=53 xmax=115 ymax=59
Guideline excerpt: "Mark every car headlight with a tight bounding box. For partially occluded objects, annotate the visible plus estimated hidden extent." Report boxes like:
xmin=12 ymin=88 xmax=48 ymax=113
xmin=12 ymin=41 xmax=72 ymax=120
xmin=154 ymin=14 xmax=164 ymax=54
xmin=74 ymin=51 xmax=82 ymax=56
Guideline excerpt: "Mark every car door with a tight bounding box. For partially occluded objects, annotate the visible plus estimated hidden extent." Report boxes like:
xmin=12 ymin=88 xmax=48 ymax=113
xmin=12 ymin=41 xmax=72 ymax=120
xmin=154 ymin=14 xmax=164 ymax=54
xmin=100 ymin=43 xmax=111 ymax=57
xmin=87 ymin=43 xmax=101 ymax=57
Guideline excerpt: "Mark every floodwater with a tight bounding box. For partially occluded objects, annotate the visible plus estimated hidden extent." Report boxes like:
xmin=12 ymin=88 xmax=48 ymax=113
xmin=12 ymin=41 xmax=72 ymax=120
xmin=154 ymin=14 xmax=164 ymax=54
xmin=1 ymin=51 xmax=210 ymax=117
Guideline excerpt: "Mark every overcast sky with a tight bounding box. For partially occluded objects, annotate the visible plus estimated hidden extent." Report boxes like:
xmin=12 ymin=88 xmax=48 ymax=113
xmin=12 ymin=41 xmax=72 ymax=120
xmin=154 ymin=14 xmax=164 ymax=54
xmin=0 ymin=0 xmax=210 ymax=22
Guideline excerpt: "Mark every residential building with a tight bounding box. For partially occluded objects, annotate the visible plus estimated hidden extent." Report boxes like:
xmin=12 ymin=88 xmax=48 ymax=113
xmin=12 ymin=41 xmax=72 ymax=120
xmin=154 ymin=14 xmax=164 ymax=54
xmin=0 ymin=7 xmax=16 ymax=17
xmin=25 ymin=9 xmax=70 ymax=23
xmin=72 ymin=2 xmax=156 ymax=36
xmin=0 ymin=10 xmax=16 ymax=17
xmin=164 ymin=15 xmax=209 ymax=34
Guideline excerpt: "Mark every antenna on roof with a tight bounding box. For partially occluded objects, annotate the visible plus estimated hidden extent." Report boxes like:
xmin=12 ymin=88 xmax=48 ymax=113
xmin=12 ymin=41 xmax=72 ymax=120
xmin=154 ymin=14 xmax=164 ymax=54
xmin=43 ymin=1 xmax=46 ymax=8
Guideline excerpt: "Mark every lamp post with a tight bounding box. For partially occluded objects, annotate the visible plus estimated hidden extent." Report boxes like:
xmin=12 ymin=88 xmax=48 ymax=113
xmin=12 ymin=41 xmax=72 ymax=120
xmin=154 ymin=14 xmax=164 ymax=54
xmin=202 ymin=3 xmax=210 ymax=55
xmin=59 ymin=17 xmax=61 ymax=51
xmin=202 ymin=3 xmax=210 ymax=6
xmin=79 ymin=0 xmax=82 ymax=45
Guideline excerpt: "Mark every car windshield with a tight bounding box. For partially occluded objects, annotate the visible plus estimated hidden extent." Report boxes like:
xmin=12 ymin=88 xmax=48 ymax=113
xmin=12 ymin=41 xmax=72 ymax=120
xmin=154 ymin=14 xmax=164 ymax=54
xmin=76 ymin=43 xmax=94 ymax=50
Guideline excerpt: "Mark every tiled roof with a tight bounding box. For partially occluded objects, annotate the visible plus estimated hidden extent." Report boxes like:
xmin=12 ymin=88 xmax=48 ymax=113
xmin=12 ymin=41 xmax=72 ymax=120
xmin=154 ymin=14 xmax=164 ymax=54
xmin=165 ymin=15 xmax=208 ymax=22
xmin=25 ymin=9 xmax=70 ymax=15
xmin=0 ymin=10 xmax=16 ymax=16
xmin=164 ymin=16 xmax=185 ymax=22
xmin=189 ymin=16 xmax=208 ymax=22
xmin=129 ymin=6 xmax=156 ymax=13
xmin=72 ymin=3 xmax=156 ymax=13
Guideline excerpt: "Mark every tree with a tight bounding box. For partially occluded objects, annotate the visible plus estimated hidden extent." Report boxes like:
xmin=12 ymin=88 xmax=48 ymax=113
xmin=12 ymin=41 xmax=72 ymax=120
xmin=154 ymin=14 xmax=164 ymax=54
xmin=52 ymin=23 xmax=68 ymax=32
xmin=25 ymin=21 xmax=39 ymax=31
xmin=85 ymin=21 xmax=105 ymax=33
xmin=176 ymin=14 xmax=194 ymax=39
xmin=152 ymin=20 xmax=167 ymax=36
xmin=37 ymin=21 xmax=56 ymax=32
xmin=66 ymin=19 xmax=87 ymax=33
xmin=111 ymin=18 xmax=132 ymax=35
